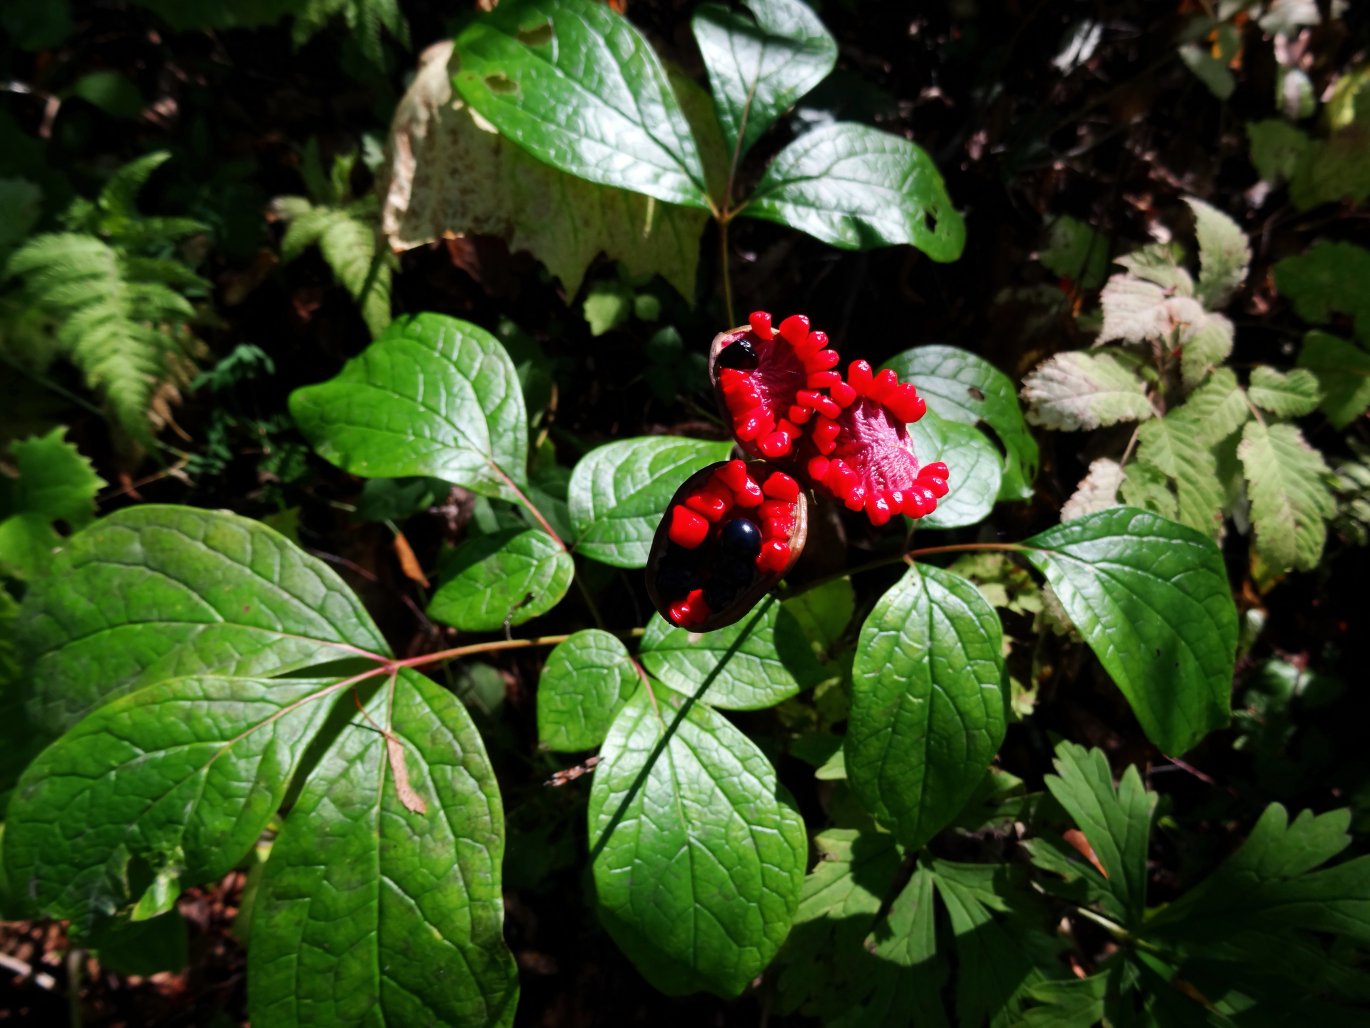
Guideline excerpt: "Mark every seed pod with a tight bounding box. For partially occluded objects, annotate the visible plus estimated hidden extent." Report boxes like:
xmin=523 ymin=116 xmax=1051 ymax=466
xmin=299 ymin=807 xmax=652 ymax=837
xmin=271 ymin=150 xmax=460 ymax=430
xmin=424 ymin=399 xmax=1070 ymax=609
xmin=646 ymin=460 xmax=807 ymax=632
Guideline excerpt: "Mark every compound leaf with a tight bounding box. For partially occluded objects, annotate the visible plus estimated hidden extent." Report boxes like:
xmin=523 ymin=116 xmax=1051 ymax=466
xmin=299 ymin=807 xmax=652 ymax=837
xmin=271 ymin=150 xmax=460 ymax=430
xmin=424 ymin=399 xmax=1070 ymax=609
xmin=742 ymin=122 xmax=965 ymax=261
xmin=537 ymin=629 xmax=640 ymax=751
xmin=452 ymin=0 xmax=710 ymax=208
xmin=248 ymin=669 xmax=517 ymax=1027
xmin=290 ymin=312 xmax=529 ymax=503
xmin=428 ymin=528 xmax=573 ymax=632
xmin=588 ymin=686 xmax=806 ymax=997
xmin=1022 ymin=508 xmax=1236 ymax=754
xmin=692 ymin=0 xmax=836 ymax=163
xmin=884 ymin=345 xmax=1039 ymax=501
xmin=845 ymin=565 xmax=1006 ymax=850
xmin=568 ymin=436 xmax=732 ymax=568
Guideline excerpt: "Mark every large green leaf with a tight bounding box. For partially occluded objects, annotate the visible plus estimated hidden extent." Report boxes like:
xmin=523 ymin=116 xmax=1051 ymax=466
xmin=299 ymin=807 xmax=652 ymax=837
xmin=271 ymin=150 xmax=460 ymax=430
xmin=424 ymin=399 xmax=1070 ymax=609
xmin=452 ymin=0 xmax=710 ymax=209
xmin=537 ymin=629 xmax=640 ymax=752
xmin=1021 ymin=508 xmax=1236 ymax=754
xmin=428 ymin=528 xmax=573 ymax=632
xmin=639 ymin=596 xmax=825 ymax=710
xmin=906 ymin=412 xmax=1002 ymax=529
xmin=567 ymin=436 xmax=733 ymax=568
xmin=845 ymin=565 xmax=1006 ymax=850
xmin=691 ymin=0 xmax=836 ymax=164
xmin=18 ymin=506 xmax=387 ymax=737
xmin=884 ymin=345 xmax=1039 ymax=501
xmin=290 ymin=312 xmax=529 ymax=504
xmin=249 ymin=669 xmax=517 ymax=1026
xmin=742 ymin=122 xmax=965 ymax=261
xmin=3 ymin=675 xmax=337 ymax=930
xmin=1042 ymin=742 xmax=1155 ymax=927
xmin=1238 ymin=420 xmax=1335 ymax=573
xmin=588 ymin=686 xmax=806 ymax=997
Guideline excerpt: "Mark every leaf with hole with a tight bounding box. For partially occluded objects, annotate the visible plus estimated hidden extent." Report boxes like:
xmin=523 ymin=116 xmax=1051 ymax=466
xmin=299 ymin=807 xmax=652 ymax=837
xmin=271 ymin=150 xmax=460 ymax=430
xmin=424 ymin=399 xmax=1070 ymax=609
xmin=428 ymin=528 xmax=573 ymax=632
xmin=452 ymin=0 xmax=710 ymax=208
xmin=588 ymin=686 xmax=806 ymax=997
xmin=290 ymin=312 xmax=529 ymax=503
xmin=742 ymin=122 xmax=965 ymax=260
xmin=1021 ymin=508 xmax=1236 ymax=754
xmin=845 ymin=565 xmax=1006 ymax=850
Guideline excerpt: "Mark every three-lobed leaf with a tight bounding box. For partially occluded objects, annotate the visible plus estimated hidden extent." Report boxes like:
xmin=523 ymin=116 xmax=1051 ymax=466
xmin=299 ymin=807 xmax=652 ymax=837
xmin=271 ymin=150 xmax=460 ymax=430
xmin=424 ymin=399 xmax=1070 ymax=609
xmin=742 ymin=122 xmax=965 ymax=260
xmin=537 ymin=629 xmax=640 ymax=751
xmin=452 ymin=0 xmax=710 ymax=209
xmin=639 ymin=596 xmax=825 ymax=710
xmin=1022 ymin=508 xmax=1236 ymax=754
xmin=691 ymin=0 xmax=836 ymax=164
xmin=845 ymin=565 xmax=1007 ymax=850
xmin=568 ymin=435 xmax=732 ymax=567
xmin=249 ymin=669 xmax=518 ymax=1026
xmin=884 ymin=345 xmax=1039 ymax=501
xmin=428 ymin=528 xmax=573 ymax=632
xmin=588 ymin=686 xmax=806 ymax=997
xmin=291 ymin=312 xmax=528 ymax=503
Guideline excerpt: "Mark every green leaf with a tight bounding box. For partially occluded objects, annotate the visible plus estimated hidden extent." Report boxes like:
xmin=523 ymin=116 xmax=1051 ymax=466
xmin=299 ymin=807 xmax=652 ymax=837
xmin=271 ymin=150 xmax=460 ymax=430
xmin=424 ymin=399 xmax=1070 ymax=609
xmin=781 ymin=577 xmax=855 ymax=657
xmin=18 ymin=506 xmax=388 ymax=738
xmin=275 ymin=195 xmax=393 ymax=337
xmin=0 ymin=177 xmax=44 ymax=261
xmin=1248 ymin=365 xmax=1322 ymax=417
xmin=1038 ymin=214 xmax=1109 ymax=290
xmin=1297 ymin=330 xmax=1370 ymax=427
xmin=1177 ymin=366 xmax=1249 ymax=444
xmin=1021 ymin=350 xmax=1153 ymax=431
xmin=581 ymin=278 xmax=633 ymax=336
xmin=1118 ymin=460 xmax=1177 ymax=520
xmin=249 ymin=669 xmax=518 ymax=1026
xmin=1180 ymin=311 xmax=1235 ymax=386
xmin=567 ymin=436 xmax=732 ymax=568
xmin=884 ymin=345 xmax=1038 ymax=501
xmin=452 ymin=0 xmax=710 ymax=209
xmin=906 ymin=413 xmax=1002 ymax=528
xmin=1022 ymin=508 xmax=1237 ymax=754
xmin=537 ymin=629 xmax=640 ymax=751
xmin=1178 ymin=43 xmax=1234 ymax=100
xmin=1184 ymin=198 xmax=1250 ymax=309
xmin=639 ymin=596 xmax=825 ymax=709
xmin=382 ymin=41 xmax=708 ymax=299
xmin=428 ymin=528 xmax=573 ymax=632
xmin=1043 ymin=742 xmax=1155 ymax=926
xmin=588 ymin=686 xmax=806 ymax=997
xmin=290 ymin=312 xmax=529 ymax=504
xmin=1274 ymin=240 xmax=1370 ymax=340
xmin=1238 ymin=420 xmax=1335 ymax=573
xmin=1018 ymin=973 xmax=1109 ymax=1028
xmin=1291 ymin=124 xmax=1370 ymax=212
xmin=3 ymin=674 xmax=337 ymax=930
xmin=845 ymin=565 xmax=1006 ymax=850
xmin=1247 ymin=118 xmax=1311 ymax=185
xmin=1132 ymin=412 xmax=1225 ymax=537
xmin=1098 ymin=274 xmax=1205 ymax=346
xmin=691 ymin=0 xmax=836 ymax=162
xmin=0 ymin=427 xmax=104 ymax=579
xmin=290 ymin=0 xmax=409 ymax=67
xmin=742 ymin=122 xmax=965 ymax=261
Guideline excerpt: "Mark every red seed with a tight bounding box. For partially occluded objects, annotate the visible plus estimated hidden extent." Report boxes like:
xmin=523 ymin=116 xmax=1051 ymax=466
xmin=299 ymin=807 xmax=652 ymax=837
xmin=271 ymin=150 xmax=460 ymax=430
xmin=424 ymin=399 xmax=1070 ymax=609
xmin=825 ymin=459 xmax=859 ymax=499
xmin=865 ymin=492 xmax=892 ymax=526
xmin=735 ymin=407 xmax=772 ymax=441
xmin=717 ymin=460 xmax=750 ymax=491
xmin=807 ymin=456 xmax=831 ymax=482
xmin=807 ymin=330 xmax=829 ymax=351
xmin=807 ymin=370 xmax=842 ymax=390
xmin=810 ymin=349 xmax=840 ymax=371
xmin=812 ymin=417 xmax=840 ymax=454
xmin=735 ymin=478 xmax=765 ymax=508
xmin=904 ymin=487 xmax=936 ymax=517
xmin=848 ymin=360 xmax=874 ymax=393
xmin=778 ymin=314 xmax=810 ymax=347
xmin=922 ymin=462 xmax=949 ymax=479
xmin=867 ymin=368 xmax=898 ymax=403
xmin=843 ymin=484 xmax=867 ymax=511
xmin=668 ymin=599 xmax=692 ymax=625
xmin=685 ymin=487 xmax=730 ymax=522
xmin=763 ymin=472 xmax=800 ymax=501
xmin=748 ymin=311 xmax=774 ymax=339
xmin=788 ymin=404 xmax=813 ymax=425
xmin=885 ymin=385 xmax=926 ymax=423
xmin=762 ymin=512 xmax=796 ymax=540
xmin=831 ymin=380 xmax=858 ymax=407
xmin=668 ymin=506 xmax=709 ymax=548
xmin=756 ymin=540 xmax=791 ymax=573
xmin=758 ymin=431 xmax=793 ymax=459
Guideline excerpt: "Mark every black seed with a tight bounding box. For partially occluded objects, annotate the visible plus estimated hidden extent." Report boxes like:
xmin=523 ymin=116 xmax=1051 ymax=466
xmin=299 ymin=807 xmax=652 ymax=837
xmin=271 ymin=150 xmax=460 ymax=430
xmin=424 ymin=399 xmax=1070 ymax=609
xmin=656 ymin=563 xmax=700 ymax=599
xmin=716 ymin=337 xmax=758 ymax=370
xmin=719 ymin=517 xmax=762 ymax=558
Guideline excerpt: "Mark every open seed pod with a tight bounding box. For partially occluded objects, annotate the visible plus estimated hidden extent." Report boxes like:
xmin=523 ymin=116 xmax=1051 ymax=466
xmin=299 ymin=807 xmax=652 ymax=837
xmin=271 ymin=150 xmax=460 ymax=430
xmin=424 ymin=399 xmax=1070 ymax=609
xmin=646 ymin=459 xmax=808 ymax=632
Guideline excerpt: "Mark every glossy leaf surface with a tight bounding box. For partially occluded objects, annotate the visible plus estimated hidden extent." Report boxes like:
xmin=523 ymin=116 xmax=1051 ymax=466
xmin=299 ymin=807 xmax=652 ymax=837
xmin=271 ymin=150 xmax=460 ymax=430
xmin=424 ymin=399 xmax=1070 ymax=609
xmin=845 ymin=565 xmax=1006 ymax=850
xmin=428 ymin=528 xmax=573 ymax=631
xmin=291 ymin=312 xmax=529 ymax=503
xmin=1022 ymin=508 xmax=1236 ymax=754
xmin=588 ymin=686 xmax=806 ymax=997
xmin=537 ymin=629 xmax=640 ymax=751
xmin=906 ymin=412 xmax=1002 ymax=529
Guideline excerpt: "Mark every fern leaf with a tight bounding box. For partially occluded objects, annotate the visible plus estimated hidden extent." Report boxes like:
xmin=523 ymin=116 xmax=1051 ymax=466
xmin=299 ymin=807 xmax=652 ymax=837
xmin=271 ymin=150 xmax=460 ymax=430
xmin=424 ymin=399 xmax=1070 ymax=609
xmin=275 ymin=195 xmax=392 ymax=337
xmin=100 ymin=151 xmax=172 ymax=223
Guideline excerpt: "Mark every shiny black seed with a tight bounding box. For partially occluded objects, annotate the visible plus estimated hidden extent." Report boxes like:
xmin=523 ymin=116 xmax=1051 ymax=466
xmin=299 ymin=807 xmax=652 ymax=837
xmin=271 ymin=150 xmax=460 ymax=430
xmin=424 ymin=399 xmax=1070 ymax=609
xmin=719 ymin=517 xmax=762 ymax=558
xmin=716 ymin=337 xmax=758 ymax=370
xmin=656 ymin=563 xmax=700 ymax=599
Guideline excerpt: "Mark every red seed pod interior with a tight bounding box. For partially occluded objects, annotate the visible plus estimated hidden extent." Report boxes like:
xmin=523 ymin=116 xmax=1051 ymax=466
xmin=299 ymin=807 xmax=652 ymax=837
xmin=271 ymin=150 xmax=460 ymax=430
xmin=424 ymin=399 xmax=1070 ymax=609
xmin=646 ymin=460 xmax=807 ymax=632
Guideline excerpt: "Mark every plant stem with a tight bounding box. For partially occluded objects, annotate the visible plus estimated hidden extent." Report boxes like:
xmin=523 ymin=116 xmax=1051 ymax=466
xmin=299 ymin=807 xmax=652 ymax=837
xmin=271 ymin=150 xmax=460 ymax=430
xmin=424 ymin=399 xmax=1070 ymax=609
xmin=387 ymin=627 xmax=645 ymax=673
xmin=719 ymin=218 xmax=735 ymax=326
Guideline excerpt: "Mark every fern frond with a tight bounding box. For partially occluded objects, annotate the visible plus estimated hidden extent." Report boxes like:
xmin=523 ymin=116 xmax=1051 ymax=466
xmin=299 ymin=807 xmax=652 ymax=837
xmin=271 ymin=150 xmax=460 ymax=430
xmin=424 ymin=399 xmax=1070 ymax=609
xmin=6 ymin=232 xmax=207 ymax=440
xmin=274 ymin=194 xmax=393 ymax=337
xmin=291 ymin=0 xmax=409 ymax=67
